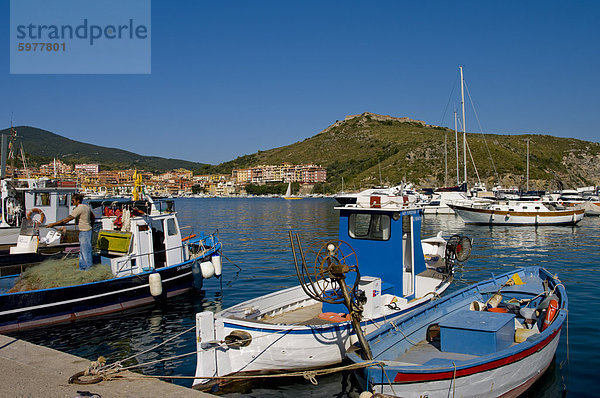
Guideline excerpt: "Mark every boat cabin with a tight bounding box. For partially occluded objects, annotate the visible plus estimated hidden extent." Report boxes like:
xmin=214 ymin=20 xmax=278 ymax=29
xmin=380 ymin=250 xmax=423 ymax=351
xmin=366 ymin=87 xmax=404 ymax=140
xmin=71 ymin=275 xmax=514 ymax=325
xmin=336 ymin=205 xmax=428 ymax=301
xmin=1 ymin=179 xmax=78 ymax=228
xmin=94 ymin=200 xmax=185 ymax=277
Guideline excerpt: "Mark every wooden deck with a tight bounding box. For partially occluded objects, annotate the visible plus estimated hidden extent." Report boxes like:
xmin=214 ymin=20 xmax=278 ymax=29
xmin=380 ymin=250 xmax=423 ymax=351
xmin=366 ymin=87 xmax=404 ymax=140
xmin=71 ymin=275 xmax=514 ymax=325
xmin=260 ymin=302 xmax=340 ymax=325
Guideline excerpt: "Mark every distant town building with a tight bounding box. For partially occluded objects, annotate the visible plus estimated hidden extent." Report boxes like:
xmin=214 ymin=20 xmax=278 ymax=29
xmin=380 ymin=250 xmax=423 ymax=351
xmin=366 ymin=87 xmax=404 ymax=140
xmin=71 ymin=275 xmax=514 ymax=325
xmin=232 ymin=164 xmax=326 ymax=185
xmin=75 ymin=163 xmax=101 ymax=174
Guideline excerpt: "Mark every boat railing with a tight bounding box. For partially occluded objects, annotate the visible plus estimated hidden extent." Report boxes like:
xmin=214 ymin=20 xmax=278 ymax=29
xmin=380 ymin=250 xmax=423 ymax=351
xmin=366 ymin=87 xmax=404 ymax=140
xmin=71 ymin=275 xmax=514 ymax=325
xmin=106 ymin=232 xmax=221 ymax=276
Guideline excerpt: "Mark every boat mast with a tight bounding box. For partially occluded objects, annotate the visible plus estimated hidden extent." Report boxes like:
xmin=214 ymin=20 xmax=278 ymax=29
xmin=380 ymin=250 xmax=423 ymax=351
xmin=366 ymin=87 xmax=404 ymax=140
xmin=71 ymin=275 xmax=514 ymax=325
xmin=444 ymin=130 xmax=448 ymax=186
xmin=526 ymin=138 xmax=530 ymax=191
xmin=454 ymin=111 xmax=459 ymax=185
xmin=460 ymin=66 xmax=467 ymax=185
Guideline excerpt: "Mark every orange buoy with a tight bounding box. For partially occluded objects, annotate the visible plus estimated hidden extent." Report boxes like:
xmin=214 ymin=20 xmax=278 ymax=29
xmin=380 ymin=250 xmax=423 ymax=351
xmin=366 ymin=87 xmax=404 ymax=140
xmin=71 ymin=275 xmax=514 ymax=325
xmin=542 ymin=299 xmax=559 ymax=331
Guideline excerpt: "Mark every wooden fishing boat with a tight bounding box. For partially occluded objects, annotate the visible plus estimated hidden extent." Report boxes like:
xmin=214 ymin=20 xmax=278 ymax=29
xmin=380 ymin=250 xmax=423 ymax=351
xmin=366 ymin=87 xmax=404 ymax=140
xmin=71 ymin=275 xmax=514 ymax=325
xmin=192 ymin=203 xmax=471 ymax=390
xmin=449 ymin=201 xmax=584 ymax=225
xmin=0 ymin=199 xmax=222 ymax=333
xmin=348 ymin=266 xmax=567 ymax=397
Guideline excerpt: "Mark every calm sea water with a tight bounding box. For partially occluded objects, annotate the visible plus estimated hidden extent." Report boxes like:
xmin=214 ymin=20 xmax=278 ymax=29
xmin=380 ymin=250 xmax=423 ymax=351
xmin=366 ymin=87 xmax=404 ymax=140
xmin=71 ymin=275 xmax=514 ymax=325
xmin=13 ymin=198 xmax=600 ymax=397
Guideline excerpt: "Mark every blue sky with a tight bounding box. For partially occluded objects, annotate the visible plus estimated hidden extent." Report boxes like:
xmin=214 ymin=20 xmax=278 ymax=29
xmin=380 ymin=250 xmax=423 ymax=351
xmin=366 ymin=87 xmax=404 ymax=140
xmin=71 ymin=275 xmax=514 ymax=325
xmin=1 ymin=1 xmax=599 ymax=165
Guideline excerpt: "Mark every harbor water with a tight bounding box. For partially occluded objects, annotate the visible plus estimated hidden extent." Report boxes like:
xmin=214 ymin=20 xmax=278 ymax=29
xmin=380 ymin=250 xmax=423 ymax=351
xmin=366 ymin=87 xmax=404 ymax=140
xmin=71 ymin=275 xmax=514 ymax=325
xmin=13 ymin=198 xmax=600 ymax=397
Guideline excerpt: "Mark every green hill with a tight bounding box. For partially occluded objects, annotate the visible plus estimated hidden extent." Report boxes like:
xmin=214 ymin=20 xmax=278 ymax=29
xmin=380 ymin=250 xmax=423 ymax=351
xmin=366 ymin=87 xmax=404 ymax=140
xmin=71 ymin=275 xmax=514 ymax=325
xmin=4 ymin=115 xmax=600 ymax=191
xmin=217 ymin=112 xmax=600 ymax=191
xmin=1 ymin=126 xmax=209 ymax=172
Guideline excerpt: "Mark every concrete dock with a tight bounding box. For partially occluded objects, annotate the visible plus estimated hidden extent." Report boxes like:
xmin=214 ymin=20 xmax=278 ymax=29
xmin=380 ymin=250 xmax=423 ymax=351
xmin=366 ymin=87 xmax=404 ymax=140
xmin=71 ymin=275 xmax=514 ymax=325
xmin=0 ymin=334 xmax=215 ymax=397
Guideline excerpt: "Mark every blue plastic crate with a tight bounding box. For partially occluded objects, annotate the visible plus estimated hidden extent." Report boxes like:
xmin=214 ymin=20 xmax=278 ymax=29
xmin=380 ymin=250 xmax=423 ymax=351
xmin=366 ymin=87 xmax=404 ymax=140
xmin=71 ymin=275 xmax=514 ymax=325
xmin=440 ymin=310 xmax=515 ymax=356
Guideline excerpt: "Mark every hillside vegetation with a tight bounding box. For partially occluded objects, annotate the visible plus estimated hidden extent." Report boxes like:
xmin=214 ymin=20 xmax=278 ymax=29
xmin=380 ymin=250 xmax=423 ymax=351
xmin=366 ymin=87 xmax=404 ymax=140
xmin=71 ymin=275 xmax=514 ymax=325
xmin=0 ymin=126 xmax=209 ymax=172
xmin=218 ymin=112 xmax=600 ymax=191
xmin=3 ymin=114 xmax=600 ymax=191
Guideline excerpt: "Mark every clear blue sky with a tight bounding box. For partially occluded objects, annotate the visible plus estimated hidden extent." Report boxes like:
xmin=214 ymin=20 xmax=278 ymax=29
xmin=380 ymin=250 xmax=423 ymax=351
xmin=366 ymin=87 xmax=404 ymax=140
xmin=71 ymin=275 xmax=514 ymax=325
xmin=2 ymin=1 xmax=599 ymax=165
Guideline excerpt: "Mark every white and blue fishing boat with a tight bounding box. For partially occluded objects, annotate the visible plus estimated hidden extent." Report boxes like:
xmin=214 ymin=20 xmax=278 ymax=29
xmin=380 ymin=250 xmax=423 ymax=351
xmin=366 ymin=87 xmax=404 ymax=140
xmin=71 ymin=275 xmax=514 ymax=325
xmin=192 ymin=203 xmax=471 ymax=390
xmin=0 ymin=198 xmax=222 ymax=333
xmin=348 ymin=266 xmax=567 ymax=398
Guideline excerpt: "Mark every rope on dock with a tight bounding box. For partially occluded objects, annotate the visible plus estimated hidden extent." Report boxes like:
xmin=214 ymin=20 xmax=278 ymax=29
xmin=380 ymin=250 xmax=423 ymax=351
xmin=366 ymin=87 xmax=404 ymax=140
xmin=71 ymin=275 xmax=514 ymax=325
xmin=96 ymin=360 xmax=385 ymax=384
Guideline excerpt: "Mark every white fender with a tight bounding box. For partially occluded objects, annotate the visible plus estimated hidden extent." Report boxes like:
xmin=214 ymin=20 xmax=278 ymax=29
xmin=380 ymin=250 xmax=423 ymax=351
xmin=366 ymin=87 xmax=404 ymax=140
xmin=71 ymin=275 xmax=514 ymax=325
xmin=211 ymin=253 xmax=222 ymax=277
xmin=149 ymin=273 xmax=163 ymax=297
xmin=200 ymin=260 xmax=215 ymax=279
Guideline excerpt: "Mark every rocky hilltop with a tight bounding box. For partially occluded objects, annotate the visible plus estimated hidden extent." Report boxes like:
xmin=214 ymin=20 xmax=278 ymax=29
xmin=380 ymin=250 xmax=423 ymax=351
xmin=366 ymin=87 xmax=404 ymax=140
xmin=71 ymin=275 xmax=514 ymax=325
xmin=219 ymin=112 xmax=600 ymax=191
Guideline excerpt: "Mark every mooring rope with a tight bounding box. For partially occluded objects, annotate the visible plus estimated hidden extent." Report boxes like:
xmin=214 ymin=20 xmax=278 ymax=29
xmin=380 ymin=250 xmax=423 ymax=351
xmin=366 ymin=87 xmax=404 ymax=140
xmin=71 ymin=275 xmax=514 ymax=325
xmin=90 ymin=360 xmax=384 ymax=384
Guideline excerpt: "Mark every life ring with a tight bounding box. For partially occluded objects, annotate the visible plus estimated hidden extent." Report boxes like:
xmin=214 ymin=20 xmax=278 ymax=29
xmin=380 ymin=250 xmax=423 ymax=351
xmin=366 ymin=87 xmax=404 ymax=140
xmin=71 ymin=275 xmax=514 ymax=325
xmin=542 ymin=299 xmax=559 ymax=331
xmin=26 ymin=208 xmax=46 ymax=224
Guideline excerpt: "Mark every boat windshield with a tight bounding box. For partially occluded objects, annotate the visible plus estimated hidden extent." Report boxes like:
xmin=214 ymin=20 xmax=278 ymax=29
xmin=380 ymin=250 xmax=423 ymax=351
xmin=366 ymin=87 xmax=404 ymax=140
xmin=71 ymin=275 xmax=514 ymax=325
xmin=348 ymin=213 xmax=390 ymax=241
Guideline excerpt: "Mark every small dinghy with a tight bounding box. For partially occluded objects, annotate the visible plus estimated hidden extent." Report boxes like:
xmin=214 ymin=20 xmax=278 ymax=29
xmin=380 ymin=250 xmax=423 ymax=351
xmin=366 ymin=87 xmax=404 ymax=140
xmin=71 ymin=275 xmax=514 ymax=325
xmin=348 ymin=266 xmax=567 ymax=397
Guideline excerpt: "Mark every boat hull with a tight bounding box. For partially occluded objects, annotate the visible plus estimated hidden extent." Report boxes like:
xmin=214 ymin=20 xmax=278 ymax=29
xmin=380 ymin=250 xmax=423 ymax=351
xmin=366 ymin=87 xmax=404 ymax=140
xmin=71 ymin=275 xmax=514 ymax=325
xmin=450 ymin=204 xmax=584 ymax=225
xmin=349 ymin=267 xmax=567 ymax=398
xmin=0 ymin=256 xmax=210 ymax=333
xmin=193 ymin=278 xmax=451 ymax=388
xmin=360 ymin=329 xmax=560 ymax=398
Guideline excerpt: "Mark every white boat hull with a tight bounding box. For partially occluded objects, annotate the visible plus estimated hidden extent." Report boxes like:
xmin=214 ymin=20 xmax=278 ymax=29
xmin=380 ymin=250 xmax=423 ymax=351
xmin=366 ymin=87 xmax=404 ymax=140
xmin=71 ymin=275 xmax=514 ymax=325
xmin=193 ymin=278 xmax=451 ymax=387
xmin=451 ymin=205 xmax=584 ymax=225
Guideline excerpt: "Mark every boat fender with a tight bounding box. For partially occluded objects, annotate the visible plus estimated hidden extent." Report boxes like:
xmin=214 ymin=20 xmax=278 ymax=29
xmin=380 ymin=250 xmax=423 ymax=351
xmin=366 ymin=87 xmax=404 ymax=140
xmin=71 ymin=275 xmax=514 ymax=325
xmin=200 ymin=260 xmax=215 ymax=279
xmin=470 ymin=301 xmax=485 ymax=311
xmin=224 ymin=330 xmax=252 ymax=348
xmin=542 ymin=299 xmax=559 ymax=331
xmin=149 ymin=273 xmax=163 ymax=297
xmin=211 ymin=253 xmax=222 ymax=277
xmin=26 ymin=208 xmax=46 ymax=224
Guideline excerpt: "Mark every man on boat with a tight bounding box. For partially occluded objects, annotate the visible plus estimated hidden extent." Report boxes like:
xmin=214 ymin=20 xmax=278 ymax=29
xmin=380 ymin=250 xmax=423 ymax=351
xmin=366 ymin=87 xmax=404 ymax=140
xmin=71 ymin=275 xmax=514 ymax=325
xmin=48 ymin=194 xmax=95 ymax=270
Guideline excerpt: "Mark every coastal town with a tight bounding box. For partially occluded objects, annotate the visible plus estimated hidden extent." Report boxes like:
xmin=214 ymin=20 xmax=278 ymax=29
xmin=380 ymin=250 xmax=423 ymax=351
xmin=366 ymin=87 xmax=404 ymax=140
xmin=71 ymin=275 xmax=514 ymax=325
xmin=7 ymin=160 xmax=327 ymax=197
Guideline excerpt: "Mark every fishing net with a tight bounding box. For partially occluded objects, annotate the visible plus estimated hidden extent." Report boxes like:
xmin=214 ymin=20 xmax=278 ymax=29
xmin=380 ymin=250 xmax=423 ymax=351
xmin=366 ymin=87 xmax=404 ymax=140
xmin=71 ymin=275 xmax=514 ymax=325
xmin=8 ymin=258 xmax=114 ymax=292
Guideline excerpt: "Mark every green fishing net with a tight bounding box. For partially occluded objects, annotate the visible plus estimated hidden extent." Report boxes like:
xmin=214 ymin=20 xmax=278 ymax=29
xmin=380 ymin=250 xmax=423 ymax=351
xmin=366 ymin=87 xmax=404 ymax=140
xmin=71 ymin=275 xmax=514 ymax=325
xmin=9 ymin=258 xmax=114 ymax=292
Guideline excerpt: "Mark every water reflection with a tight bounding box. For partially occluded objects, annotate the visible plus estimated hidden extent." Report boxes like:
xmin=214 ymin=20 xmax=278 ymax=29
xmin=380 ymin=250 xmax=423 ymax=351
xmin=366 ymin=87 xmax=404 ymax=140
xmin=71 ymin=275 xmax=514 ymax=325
xmin=12 ymin=199 xmax=598 ymax=397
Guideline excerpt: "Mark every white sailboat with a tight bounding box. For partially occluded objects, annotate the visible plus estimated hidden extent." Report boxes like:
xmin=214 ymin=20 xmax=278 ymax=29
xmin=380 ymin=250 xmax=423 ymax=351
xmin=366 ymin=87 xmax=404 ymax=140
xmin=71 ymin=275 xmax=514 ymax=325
xmin=283 ymin=181 xmax=302 ymax=200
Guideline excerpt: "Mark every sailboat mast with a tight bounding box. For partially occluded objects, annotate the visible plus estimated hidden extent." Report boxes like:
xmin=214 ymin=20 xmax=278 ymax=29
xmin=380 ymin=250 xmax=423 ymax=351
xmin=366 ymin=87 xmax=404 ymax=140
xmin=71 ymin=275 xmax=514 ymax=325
xmin=526 ymin=138 xmax=530 ymax=191
xmin=454 ymin=111 xmax=459 ymax=185
xmin=460 ymin=66 xmax=467 ymax=185
xmin=444 ymin=130 xmax=448 ymax=186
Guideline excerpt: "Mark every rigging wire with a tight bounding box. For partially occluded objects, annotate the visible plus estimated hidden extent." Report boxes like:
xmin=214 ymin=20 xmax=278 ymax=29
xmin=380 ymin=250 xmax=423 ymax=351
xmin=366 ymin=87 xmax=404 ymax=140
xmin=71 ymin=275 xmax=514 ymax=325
xmin=464 ymin=80 xmax=500 ymax=182
xmin=439 ymin=73 xmax=460 ymax=126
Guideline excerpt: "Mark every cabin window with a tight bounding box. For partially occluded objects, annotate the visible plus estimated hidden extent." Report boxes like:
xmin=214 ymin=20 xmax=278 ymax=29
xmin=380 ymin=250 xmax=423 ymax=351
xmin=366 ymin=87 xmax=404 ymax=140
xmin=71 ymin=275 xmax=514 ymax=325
xmin=58 ymin=194 xmax=70 ymax=206
xmin=166 ymin=218 xmax=178 ymax=236
xmin=348 ymin=213 xmax=390 ymax=241
xmin=523 ymin=207 xmax=527 ymax=210
xmin=535 ymin=206 xmax=540 ymax=210
xmin=34 ymin=192 xmax=51 ymax=206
